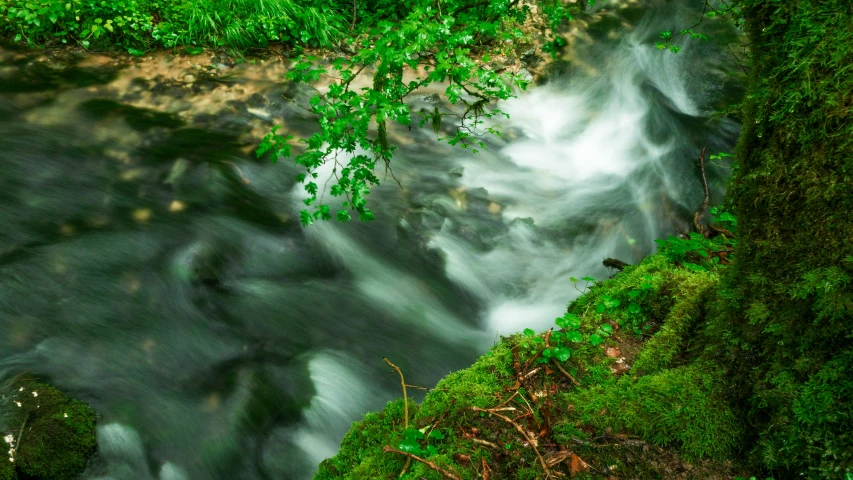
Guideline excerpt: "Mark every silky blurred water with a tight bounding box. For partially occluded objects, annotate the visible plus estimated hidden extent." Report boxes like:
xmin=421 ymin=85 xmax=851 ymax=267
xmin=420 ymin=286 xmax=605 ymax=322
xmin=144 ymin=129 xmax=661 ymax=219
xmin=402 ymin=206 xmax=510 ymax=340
xmin=0 ymin=1 xmax=743 ymax=478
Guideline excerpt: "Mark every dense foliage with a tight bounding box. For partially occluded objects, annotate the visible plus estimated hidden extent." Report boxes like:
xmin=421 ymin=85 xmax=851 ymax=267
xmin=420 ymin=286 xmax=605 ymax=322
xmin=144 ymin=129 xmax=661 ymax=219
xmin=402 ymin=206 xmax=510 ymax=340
xmin=256 ymin=0 xmax=574 ymax=224
xmin=707 ymin=0 xmax=853 ymax=476
xmin=0 ymin=0 xmax=352 ymax=51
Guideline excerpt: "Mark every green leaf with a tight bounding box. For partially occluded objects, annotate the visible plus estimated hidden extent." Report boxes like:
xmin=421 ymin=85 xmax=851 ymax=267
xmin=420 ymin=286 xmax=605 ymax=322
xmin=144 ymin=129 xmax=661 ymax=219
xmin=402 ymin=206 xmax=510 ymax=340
xmin=14 ymin=34 xmax=22 ymax=43
xmin=399 ymin=437 xmax=421 ymax=453
xmin=336 ymin=209 xmax=352 ymax=222
xmin=600 ymin=323 xmax=613 ymax=334
xmin=589 ymin=334 xmax=604 ymax=346
xmin=299 ymin=210 xmax=314 ymax=226
xmin=429 ymin=430 xmax=445 ymax=439
xmin=581 ymin=276 xmax=595 ymax=282
xmin=523 ymin=328 xmax=535 ymax=336
xmin=566 ymin=331 xmax=583 ymax=343
xmin=556 ymin=313 xmax=582 ymax=330
xmin=554 ymin=346 xmax=571 ymax=362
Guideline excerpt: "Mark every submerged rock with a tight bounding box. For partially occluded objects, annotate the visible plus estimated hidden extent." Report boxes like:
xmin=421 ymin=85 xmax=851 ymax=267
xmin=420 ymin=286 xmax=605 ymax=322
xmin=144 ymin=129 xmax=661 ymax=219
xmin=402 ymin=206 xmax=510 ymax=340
xmin=0 ymin=378 xmax=97 ymax=480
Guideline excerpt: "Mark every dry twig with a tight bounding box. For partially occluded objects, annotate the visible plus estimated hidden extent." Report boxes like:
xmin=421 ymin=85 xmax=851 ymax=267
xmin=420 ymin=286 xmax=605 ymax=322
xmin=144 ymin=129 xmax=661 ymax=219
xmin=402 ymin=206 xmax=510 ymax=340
xmin=552 ymin=361 xmax=580 ymax=387
xmin=383 ymin=446 xmax=462 ymax=480
xmin=383 ymin=357 xmax=411 ymax=477
xmin=472 ymin=407 xmax=552 ymax=479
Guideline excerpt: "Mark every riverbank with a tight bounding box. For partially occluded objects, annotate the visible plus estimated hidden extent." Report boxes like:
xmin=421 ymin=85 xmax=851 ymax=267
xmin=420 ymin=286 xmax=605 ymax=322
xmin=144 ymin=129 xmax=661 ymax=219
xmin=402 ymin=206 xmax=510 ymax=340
xmin=314 ymin=243 xmax=755 ymax=479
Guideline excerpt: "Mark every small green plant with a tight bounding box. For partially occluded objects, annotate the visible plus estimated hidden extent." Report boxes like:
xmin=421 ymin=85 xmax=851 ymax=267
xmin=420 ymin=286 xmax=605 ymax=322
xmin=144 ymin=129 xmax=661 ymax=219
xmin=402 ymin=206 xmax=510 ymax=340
xmin=541 ymin=35 xmax=567 ymax=59
xmin=655 ymin=233 xmax=715 ymax=270
xmin=398 ymin=426 xmax=445 ymax=457
xmin=569 ymin=276 xmax=595 ymax=294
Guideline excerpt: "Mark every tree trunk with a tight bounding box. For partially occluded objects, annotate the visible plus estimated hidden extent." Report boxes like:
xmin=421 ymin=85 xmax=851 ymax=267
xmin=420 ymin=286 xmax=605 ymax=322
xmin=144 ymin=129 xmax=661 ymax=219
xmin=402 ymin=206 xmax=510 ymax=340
xmin=712 ymin=0 xmax=853 ymax=475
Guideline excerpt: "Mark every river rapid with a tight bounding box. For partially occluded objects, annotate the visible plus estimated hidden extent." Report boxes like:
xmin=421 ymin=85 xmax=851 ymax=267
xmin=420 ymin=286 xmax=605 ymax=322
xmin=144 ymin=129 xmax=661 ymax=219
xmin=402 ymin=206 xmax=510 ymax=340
xmin=0 ymin=1 xmax=743 ymax=478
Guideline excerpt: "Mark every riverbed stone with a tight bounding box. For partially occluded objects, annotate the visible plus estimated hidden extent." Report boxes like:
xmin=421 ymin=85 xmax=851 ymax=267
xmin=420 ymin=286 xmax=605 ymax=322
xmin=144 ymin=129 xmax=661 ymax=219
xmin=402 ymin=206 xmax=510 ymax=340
xmin=536 ymin=59 xmax=575 ymax=84
xmin=0 ymin=378 xmax=97 ymax=480
xmin=516 ymin=68 xmax=534 ymax=84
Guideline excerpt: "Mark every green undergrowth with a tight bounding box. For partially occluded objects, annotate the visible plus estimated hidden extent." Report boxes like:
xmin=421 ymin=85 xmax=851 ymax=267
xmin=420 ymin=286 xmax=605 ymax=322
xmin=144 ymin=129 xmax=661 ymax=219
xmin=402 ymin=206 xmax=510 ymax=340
xmin=564 ymin=364 xmax=740 ymax=459
xmin=0 ymin=377 xmax=97 ymax=480
xmin=0 ymin=0 xmax=367 ymax=52
xmin=708 ymin=0 xmax=853 ymax=476
xmin=315 ymin=252 xmax=745 ymax=479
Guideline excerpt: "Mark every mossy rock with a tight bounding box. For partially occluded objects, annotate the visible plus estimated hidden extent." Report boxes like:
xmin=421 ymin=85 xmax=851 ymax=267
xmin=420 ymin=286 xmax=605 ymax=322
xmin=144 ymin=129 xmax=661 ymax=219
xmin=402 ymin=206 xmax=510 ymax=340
xmin=0 ymin=378 xmax=97 ymax=480
xmin=0 ymin=456 xmax=14 ymax=480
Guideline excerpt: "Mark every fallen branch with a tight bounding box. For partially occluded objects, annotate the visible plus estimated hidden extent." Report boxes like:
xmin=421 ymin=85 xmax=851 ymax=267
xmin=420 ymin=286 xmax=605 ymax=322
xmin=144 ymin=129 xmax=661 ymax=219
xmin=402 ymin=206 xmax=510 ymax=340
xmin=383 ymin=358 xmax=411 ymax=478
xmin=708 ymin=224 xmax=736 ymax=239
xmin=552 ymin=361 xmax=580 ymax=387
xmin=602 ymin=258 xmax=630 ymax=271
xmin=497 ymin=390 xmax=519 ymax=407
xmin=472 ymin=407 xmax=552 ymax=479
xmin=383 ymin=446 xmax=462 ymax=480
xmin=471 ymin=437 xmax=499 ymax=449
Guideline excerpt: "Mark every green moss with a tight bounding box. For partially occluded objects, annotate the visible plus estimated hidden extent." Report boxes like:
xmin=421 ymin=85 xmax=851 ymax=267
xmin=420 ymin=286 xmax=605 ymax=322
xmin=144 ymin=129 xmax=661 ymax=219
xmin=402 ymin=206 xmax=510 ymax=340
xmin=316 ymin=255 xmax=745 ymax=478
xmin=564 ymin=365 xmax=740 ymax=460
xmin=415 ymin=342 xmax=515 ymax=420
xmin=633 ymin=271 xmax=719 ymax=375
xmin=0 ymin=459 xmax=14 ymax=480
xmin=315 ymin=398 xmax=410 ymax=480
xmin=0 ymin=378 xmax=97 ymax=480
xmin=710 ymin=0 xmax=853 ymax=475
xmin=317 ymin=344 xmax=517 ymax=480
xmin=567 ymin=254 xmax=673 ymax=322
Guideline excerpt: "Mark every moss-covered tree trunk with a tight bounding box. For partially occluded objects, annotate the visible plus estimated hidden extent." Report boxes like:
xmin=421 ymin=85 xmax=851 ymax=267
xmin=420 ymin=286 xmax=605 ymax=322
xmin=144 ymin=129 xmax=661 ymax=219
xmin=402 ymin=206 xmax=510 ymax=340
xmin=715 ymin=0 xmax=853 ymax=476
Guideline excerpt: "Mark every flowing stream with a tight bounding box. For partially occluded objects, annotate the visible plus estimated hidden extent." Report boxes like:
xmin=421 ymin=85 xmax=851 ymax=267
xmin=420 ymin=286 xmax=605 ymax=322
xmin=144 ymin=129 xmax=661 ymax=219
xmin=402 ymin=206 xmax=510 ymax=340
xmin=0 ymin=1 xmax=743 ymax=478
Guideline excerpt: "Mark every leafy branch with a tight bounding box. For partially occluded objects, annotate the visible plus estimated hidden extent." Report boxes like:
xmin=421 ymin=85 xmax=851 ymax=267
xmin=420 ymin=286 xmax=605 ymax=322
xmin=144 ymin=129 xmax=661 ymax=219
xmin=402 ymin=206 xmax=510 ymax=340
xmin=257 ymin=0 xmax=547 ymax=225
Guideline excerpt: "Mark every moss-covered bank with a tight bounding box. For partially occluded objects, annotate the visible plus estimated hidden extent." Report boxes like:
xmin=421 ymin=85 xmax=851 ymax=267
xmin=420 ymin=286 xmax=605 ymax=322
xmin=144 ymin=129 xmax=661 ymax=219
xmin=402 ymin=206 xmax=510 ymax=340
xmin=316 ymin=253 xmax=747 ymax=479
xmin=0 ymin=378 xmax=97 ymax=480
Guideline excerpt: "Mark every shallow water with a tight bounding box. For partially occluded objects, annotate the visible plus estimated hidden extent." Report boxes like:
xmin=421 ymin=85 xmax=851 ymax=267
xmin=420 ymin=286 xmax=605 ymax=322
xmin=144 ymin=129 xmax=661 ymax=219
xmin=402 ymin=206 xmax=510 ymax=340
xmin=0 ymin=1 xmax=743 ymax=478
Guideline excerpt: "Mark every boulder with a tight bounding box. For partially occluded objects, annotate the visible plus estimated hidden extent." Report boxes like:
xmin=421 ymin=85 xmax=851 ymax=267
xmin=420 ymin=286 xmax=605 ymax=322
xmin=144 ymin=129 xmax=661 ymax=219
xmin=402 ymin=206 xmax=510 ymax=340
xmin=0 ymin=378 xmax=97 ymax=480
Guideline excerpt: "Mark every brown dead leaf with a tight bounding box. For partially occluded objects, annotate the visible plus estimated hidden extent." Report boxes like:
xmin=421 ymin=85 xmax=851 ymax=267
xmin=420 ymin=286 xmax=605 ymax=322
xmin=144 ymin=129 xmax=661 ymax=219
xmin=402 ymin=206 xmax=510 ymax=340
xmin=545 ymin=365 xmax=554 ymax=375
xmin=506 ymin=380 xmax=521 ymax=391
xmin=453 ymin=453 xmax=471 ymax=465
xmin=609 ymin=358 xmax=631 ymax=375
xmin=605 ymin=346 xmax=621 ymax=358
xmin=481 ymin=457 xmax=491 ymax=480
xmin=570 ymin=452 xmax=590 ymax=475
